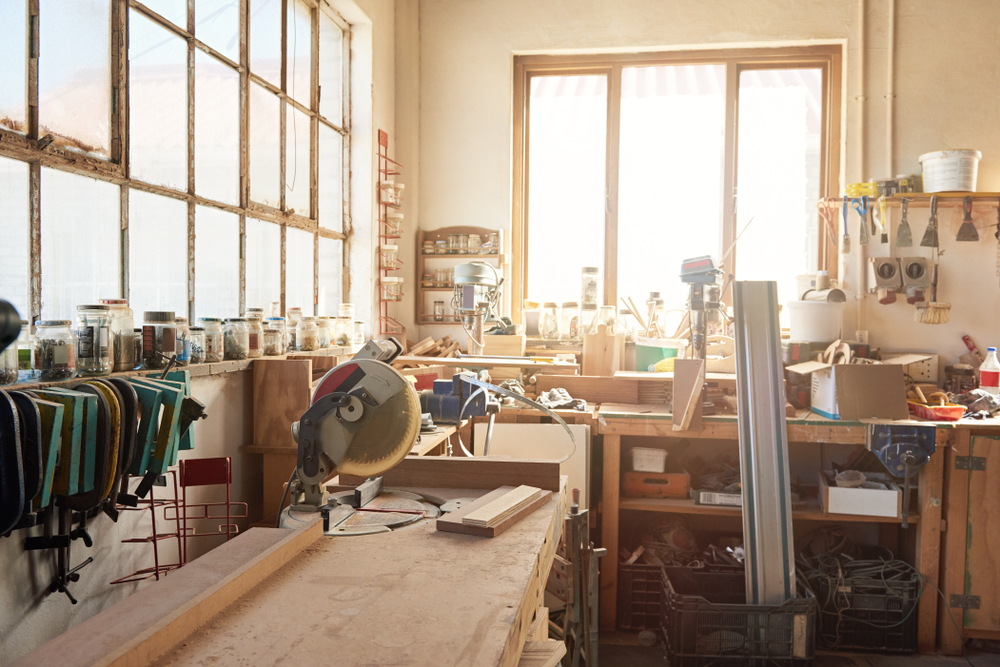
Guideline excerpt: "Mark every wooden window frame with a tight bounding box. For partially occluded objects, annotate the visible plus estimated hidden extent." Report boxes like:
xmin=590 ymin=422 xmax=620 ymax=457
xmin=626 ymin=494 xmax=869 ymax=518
xmin=511 ymin=45 xmax=842 ymax=321
xmin=0 ymin=0 xmax=352 ymax=324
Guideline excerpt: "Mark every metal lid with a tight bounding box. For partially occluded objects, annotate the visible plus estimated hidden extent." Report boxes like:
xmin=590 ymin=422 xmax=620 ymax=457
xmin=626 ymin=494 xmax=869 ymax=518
xmin=582 ymin=267 xmax=599 ymax=273
xmin=246 ymin=307 xmax=263 ymax=312
xmin=78 ymin=304 xmax=110 ymax=311
xmin=301 ymin=316 xmax=318 ymax=321
xmin=189 ymin=326 xmax=205 ymax=332
xmin=36 ymin=320 xmax=72 ymax=326
xmin=144 ymin=311 xmax=176 ymax=322
xmin=562 ymin=301 xmax=579 ymax=308
xmin=99 ymin=298 xmax=128 ymax=305
xmin=582 ymin=303 xmax=598 ymax=310
xmin=198 ymin=317 xmax=223 ymax=323
xmin=286 ymin=306 xmax=302 ymax=312
xmin=265 ymin=317 xmax=285 ymax=322
xmin=175 ymin=317 xmax=188 ymax=323
xmin=543 ymin=302 xmax=558 ymax=308
xmin=225 ymin=317 xmax=248 ymax=322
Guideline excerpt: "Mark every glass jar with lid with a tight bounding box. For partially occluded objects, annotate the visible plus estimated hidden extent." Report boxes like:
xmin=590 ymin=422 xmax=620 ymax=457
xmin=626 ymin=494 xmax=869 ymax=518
xmin=353 ymin=321 xmax=365 ymax=345
xmin=223 ymin=318 xmax=250 ymax=360
xmin=316 ymin=318 xmax=332 ymax=349
xmin=598 ymin=305 xmax=617 ymax=331
xmin=297 ymin=317 xmax=319 ymax=351
xmin=99 ymin=298 xmax=135 ymax=372
xmin=333 ymin=316 xmax=352 ymax=346
xmin=447 ymin=234 xmax=460 ymax=254
xmin=17 ymin=320 xmax=33 ymax=380
xmin=285 ymin=307 xmax=302 ymax=350
xmin=540 ymin=303 xmax=560 ymax=340
xmin=468 ymin=234 xmax=482 ymax=251
xmin=76 ymin=304 xmax=112 ymax=376
xmin=380 ymin=277 xmax=403 ymax=301
xmin=141 ymin=311 xmax=176 ymax=369
xmin=34 ymin=320 xmax=77 ymax=381
xmin=433 ymin=301 xmax=445 ymax=322
xmin=434 ymin=240 xmax=447 ymax=254
xmin=198 ymin=318 xmax=224 ymax=362
xmin=560 ymin=302 xmax=580 ymax=341
xmin=0 ymin=336 xmax=17 ymax=386
xmin=580 ymin=303 xmax=599 ymax=336
xmin=264 ymin=317 xmax=286 ymax=355
xmin=380 ymin=245 xmax=398 ymax=270
xmin=458 ymin=234 xmax=469 ymax=253
xmin=189 ymin=327 xmax=206 ymax=364
xmin=245 ymin=308 xmax=264 ymax=358
xmin=173 ymin=316 xmax=191 ymax=367
xmin=581 ymin=267 xmax=600 ymax=307
xmin=133 ymin=329 xmax=143 ymax=368
xmin=339 ymin=303 xmax=356 ymax=321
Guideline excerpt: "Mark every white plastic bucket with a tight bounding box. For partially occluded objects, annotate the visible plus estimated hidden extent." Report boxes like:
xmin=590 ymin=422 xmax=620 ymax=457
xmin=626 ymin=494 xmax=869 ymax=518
xmin=919 ymin=149 xmax=981 ymax=192
xmin=788 ymin=301 xmax=844 ymax=342
xmin=632 ymin=447 xmax=668 ymax=473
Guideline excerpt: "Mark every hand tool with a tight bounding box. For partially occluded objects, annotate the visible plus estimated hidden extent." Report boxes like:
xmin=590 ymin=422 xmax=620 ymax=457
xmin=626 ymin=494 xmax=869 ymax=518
xmin=956 ymin=195 xmax=980 ymax=242
xmin=9 ymin=391 xmax=42 ymax=529
xmin=853 ymin=196 xmax=870 ymax=246
xmin=841 ymin=196 xmax=851 ymax=254
xmin=896 ymin=197 xmax=913 ymax=247
xmin=878 ymin=196 xmax=889 ymax=244
xmin=920 ymin=195 xmax=939 ymax=248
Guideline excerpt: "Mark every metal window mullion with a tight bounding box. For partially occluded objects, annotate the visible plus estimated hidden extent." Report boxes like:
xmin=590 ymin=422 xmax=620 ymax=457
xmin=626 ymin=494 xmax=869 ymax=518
xmin=187 ymin=0 xmax=196 ymax=322
xmin=313 ymin=231 xmax=318 ymax=316
xmin=279 ymin=224 xmax=287 ymax=316
xmin=29 ymin=161 xmax=41 ymax=324
xmin=121 ymin=184 xmax=129 ymax=300
xmin=239 ymin=0 xmax=249 ymax=314
xmin=239 ymin=213 xmax=246 ymax=314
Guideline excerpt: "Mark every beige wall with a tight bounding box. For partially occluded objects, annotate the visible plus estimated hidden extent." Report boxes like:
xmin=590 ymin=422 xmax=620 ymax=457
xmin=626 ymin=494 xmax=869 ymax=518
xmin=398 ymin=0 xmax=1000 ymax=363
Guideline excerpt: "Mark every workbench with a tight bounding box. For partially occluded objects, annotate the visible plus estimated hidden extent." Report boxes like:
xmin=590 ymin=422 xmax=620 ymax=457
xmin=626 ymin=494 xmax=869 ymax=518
xmin=12 ymin=461 xmax=570 ymax=667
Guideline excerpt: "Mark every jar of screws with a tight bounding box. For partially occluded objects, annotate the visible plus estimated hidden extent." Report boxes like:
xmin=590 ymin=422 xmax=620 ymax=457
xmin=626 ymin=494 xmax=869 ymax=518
xmin=198 ymin=318 xmax=224 ymax=363
xmin=76 ymin=304 xmax=112 ymax=377
xmin=223 ymin=318 xmax=250 ymax=360
xmin=297 ymin=317 xmax=320 ymax=351
xmin=34 ymin=320 xmax=77 ymax=381
xmin=99 ymin=298 xmax=135 ymax=372
xmin=189 ymin=327 xmax=206 ymax=364
xmin=142 ymin=311 xmax=176 ymax=370
xmin=0 ymin=338 xmax=17 ymax=386
xmin=264 ymin=317 xmax=287 ymax=355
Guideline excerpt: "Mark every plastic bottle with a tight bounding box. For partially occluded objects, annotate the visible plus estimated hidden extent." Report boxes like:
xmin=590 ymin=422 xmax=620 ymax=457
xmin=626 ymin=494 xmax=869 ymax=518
xmin=980 ymin=347 xmax=1000 ymax=395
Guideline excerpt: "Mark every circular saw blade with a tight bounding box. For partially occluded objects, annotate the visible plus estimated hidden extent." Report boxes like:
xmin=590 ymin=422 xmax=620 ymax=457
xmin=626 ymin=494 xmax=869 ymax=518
xmin=336 ymin=383 xmax=420 ymax=478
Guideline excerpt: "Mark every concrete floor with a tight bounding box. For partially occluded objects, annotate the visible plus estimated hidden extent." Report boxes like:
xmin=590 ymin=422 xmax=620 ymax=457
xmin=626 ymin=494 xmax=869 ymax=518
xmin=599 ymin=636 xmax=1000 ymax=666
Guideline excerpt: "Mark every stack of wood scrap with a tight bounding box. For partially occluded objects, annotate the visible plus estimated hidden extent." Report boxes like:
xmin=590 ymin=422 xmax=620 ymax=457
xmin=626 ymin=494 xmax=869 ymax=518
xmin=398 ymin=335 xmax=462 ymax=364
xmin=437 ymin=484 xmax=552 ymax=537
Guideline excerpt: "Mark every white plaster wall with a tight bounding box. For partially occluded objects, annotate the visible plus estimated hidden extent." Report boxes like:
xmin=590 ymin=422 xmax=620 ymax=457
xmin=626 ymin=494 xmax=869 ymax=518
xmin=409 ymin=0 xmax=1000 ymax=361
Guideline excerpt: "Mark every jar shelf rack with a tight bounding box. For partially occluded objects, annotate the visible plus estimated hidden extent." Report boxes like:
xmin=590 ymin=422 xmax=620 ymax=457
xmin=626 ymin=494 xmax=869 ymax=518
xmin=377 ymin=129 xmax=405 ymax=337
xmin=415 ymin=226 xmax=504 ymax=327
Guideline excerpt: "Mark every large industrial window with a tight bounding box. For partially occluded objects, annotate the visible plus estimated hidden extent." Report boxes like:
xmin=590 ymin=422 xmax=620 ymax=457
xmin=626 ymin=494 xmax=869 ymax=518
xmin=512 ymin=47 xmax=841 ymax=317
xmin=0 ymin=0 xmax=350 ymax=323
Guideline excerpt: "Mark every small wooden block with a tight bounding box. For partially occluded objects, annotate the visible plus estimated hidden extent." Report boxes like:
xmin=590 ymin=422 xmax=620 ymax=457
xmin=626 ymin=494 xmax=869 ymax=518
xmin=463 ymin=484 xmax=542 ymax=527
xmin=437 ymin=486 xmax=553 ymax=538
xmin=672 ymin=358 xmax=704 ymax=432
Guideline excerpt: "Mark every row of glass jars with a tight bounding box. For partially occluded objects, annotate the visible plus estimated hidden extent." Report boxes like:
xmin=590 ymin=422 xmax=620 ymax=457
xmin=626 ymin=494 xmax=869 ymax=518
xmin=1 ymin=302 xmax=367 ymax=385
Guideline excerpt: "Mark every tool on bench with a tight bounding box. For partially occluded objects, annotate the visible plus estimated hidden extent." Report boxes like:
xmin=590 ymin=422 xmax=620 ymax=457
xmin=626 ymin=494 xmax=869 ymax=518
xmin=865 ymin=424 xmax=936 ymax=529
xmin=956 ymin=195 xmax=980 ymax=242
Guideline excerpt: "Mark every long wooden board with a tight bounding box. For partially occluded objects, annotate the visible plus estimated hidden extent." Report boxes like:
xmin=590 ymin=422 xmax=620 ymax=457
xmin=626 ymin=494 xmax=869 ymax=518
xmin=464 ymin=485 xmax=542 ymax=527
xmin=338 ymin=456 xmax=562 ymax=492
xmin=437 ymin=486 xmax=553 ymax=537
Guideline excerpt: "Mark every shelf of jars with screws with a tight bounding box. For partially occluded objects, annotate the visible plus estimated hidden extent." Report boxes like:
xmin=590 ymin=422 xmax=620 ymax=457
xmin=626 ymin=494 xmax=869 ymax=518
xmin=379 ymin=180 xmax=405 ymax=208
xmin=380 ymin=245 xmax=403 ymax=271
xmin=421 ymin=232 xmax=501 ymax=256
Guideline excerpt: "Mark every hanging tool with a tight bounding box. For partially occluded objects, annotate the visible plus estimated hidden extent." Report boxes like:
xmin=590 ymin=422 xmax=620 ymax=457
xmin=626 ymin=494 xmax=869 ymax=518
xmin=853 ymin=197 xmax=870 ymax=246
xmin=896 ymin=197 xmax=913 ymax=247
xmin=957 ymin=195 xmax=980 ymax=242
xmin=920 ymin=195 xmax=939 ymax=248
xmin=914 ymin=260 xmax=951 ymax=324
xmin=878 ymin=196 xmax=889 ymax=244
xmin=841 ymin=196 xmax=851 ymax=254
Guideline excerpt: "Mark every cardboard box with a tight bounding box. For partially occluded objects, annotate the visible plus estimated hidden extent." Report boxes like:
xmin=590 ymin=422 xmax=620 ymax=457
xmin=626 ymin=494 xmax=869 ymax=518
xmin=817 ymin=470 xmax=902 ymax=518
xmin=786 ymin=354 xmax=931 ymax=420
xmin=691 ymin=489 xmax=743 ymax=507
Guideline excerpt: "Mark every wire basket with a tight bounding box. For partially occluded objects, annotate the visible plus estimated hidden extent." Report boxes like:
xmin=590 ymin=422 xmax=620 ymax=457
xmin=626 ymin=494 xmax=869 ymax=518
xmin=617 ymin=562 xmax=662 ymax=630
xmin=812 ymin=573 xmax=920 ymax=652
xmin=660 ymin=566 xmax=817 ymax=667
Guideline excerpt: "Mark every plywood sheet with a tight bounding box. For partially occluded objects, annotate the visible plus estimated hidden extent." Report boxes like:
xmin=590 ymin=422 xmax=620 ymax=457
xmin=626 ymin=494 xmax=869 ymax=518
xmin=252 ymin=359 xmax=312 ymax=450
xmin=464 ymin=485 xmax=543 ymax=527
xmin=437 ymin=486 xmax=553 ymax=537
xmin=964 ymin=436 xmax=1000 ymax=632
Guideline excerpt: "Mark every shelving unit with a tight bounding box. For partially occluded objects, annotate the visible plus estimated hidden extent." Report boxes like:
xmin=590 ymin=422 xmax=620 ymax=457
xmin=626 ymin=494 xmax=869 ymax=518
xmin=414 ymin=226 xmax=505 ymax=327
xmin=376 ymin=130 xmax=405 ymax=337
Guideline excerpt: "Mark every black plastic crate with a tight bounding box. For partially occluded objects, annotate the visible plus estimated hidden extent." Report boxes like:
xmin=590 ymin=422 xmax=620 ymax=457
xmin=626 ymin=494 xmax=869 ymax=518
xmin=617 ymin=562 xmax=662 ymax=630
xmin=661 ymin=567 xmax=817 ymax=667
xmin=813 ymin=574 xmax=920 ymax=652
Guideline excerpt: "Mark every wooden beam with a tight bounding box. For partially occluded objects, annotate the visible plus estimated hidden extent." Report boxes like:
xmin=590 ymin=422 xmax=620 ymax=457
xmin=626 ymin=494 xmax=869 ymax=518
xmin=339 ymin=457 xmax=562 ymax=492
xmin=600 ymin=432 xmax=621 ymax=630
xmin=938 ymin=428 xmax=971 ymax=655
xmin=915 ymin=429 xmax=947 ymax=652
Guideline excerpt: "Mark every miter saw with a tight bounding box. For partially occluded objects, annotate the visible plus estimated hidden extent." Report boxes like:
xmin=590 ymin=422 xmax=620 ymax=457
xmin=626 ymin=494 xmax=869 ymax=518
xmin=279 ymin=338 xmax=440 ymax=535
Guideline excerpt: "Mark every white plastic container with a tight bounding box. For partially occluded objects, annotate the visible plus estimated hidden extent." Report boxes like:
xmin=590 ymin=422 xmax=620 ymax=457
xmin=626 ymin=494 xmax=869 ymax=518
xmin=980 ymin=346 xmax=1000 ymax=395
xmin=632 ymin=447 xmax=668 ymax=473
xmin=919 ymin=149 xmax=981 ymax=192
xmin=788 ymin=301 xmax=844 ymax=342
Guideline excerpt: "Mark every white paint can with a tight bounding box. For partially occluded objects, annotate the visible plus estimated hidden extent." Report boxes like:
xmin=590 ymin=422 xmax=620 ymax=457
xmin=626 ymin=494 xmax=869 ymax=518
xmin=919 ymin=149 xmax=982 ymax=192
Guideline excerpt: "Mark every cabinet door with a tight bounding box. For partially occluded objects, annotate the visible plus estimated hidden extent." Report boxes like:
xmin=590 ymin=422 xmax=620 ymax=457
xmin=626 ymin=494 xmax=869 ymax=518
xmin=965 ymin=436 xmax=1000 ymax=632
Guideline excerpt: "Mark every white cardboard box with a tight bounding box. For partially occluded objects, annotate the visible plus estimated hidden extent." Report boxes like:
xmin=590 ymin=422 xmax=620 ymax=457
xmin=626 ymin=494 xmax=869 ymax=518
xmin=786 ymin=354 xmax=932 ymax=420
xmin=818 ymin=470 xmax=902 ymax=518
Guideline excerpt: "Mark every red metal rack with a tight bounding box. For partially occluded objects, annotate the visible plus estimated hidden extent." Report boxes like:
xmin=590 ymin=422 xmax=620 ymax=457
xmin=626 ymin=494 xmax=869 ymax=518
xmin=377 ymin=129 xmax=405 ymax=337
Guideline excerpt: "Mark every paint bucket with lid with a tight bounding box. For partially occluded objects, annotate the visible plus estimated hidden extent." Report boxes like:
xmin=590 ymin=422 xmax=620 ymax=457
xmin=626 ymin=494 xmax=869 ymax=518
xmin=919 ymin=149 xmax=981 ymax=192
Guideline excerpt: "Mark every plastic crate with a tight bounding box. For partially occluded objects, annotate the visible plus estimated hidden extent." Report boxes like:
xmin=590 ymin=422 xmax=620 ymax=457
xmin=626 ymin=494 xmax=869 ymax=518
xmin=813 ymin=574 xmax=920 ymax=652
xmin=617 ymin=562 xmax=662 ymax=630
xmin=661 ymin=567 xmax=817 ymax=667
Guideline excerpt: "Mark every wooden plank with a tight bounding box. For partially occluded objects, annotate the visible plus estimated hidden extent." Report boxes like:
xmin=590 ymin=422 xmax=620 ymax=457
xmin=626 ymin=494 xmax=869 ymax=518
xmin=9 ymin=522 xmax=324 ymax=667
xmin=339 ymin=456 xmax=562 ymax=492
xmin=516 ymin=641 xmax=566 ymax=667
xmin=529 ymin=607 xmax=549 ymax=641
xmin=939 ymin=428 xmax=971 ymax=655
xmin=962 ymin=436 xmax=1000 ymax=634
xmin=437 ymin=487 xmax=553 ymax=537
xmin=600 ymin=433 xmax=621 ymax=630
xmin=582 ymin=325 xmax=623 ymax=377
xmin=916 ymin=430 xmax=946 ymax=652
xmin=535 ymin=375 xmax=638 ymax=404
xmin=615 ymin=369 xmax=737 ymax=390
xmin=671 ymin=358 xmax=704 ymax=432
xmin=394 ymin=356 xmax=579 ymax=371
xmin=463 ymin=485 xmax=543 ymax=527
xmin=252 ymin=359 xmax=312 ymax=450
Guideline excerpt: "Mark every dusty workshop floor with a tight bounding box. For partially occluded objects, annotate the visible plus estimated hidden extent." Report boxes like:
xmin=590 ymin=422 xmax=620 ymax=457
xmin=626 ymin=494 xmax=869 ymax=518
xmin=599 ymin=634 xmax=1000 ymax=666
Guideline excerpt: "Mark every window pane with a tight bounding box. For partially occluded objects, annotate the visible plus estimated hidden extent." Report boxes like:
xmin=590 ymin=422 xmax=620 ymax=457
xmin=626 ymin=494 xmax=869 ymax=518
xmin=0 ymin=0 xmax=27 ymax=133
xmin=287 ymin=0 xmax=312 ymax=105
xmin=128 ymin=190 xmax=188 ymax=314
xmin=618 ymin=64 xmax=726 ymax=309
xmin=318 ymin=11 xmax=343 ymax=122
xmin=285 ymin=106 xmax=311 ymax=215
xmin=195 ymin=206 xmax=239 ymax=318
xmin=286 ymin=227 xmax=314 ymax=313
xmin=195 ymin=0 xmax=239 ymax=63
xmin=250 ymin=82 xmax=280 ymax=207
xmin=319 ymin=123 xmax=342 ymax=231
xmin=246 ymin=218 xmax=280 ymax=308
xmin=736 ymin=68 xmax=823 ymax=313
xmin=139 ymin=0 xmax=186 ymax=29
xmin=196 ymin=49 xmax=239 ymax=204
xmin=318 ymin=237 xmax=342 ymax=317
xmin=249 ymin=0 xmax=281 ymax=87
xmin=41 ymin=169 xmax=119 ymax=320
xmin=0 ymin=157 xmax=30 ymax=317
xmin=526 ymin=75 xmax=607 ymax=304
xmin=39 ymin=0 xmax=111 ymax=158
xmin=129 ymin=10 xmax=188 ymax=190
